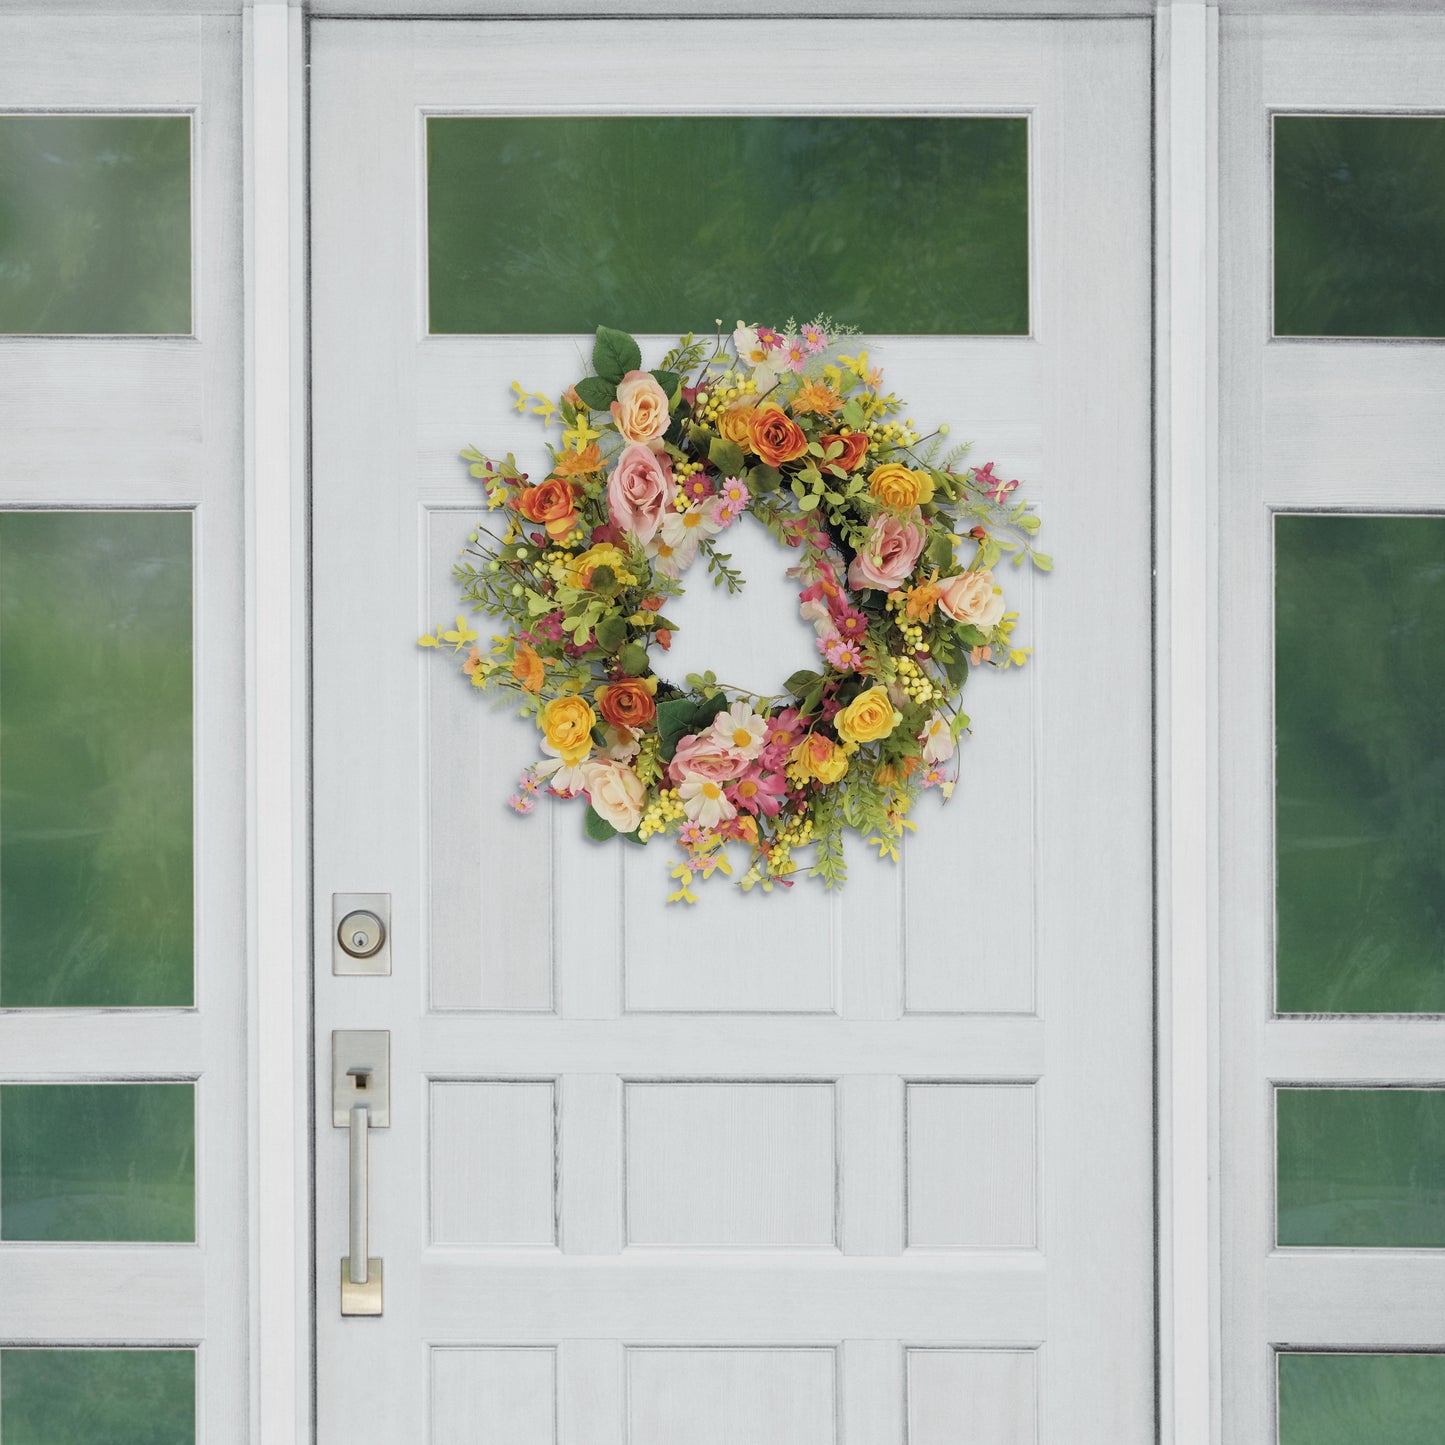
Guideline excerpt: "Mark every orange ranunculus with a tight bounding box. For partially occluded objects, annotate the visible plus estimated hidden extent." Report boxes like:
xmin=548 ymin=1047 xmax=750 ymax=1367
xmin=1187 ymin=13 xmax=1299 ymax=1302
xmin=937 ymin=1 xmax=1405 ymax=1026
xmin=511 ymin=641 xmax=544 ymax=694
xmin=903 ymin=569 xmax=942 ymax=622
xmin=517 ymin=477 xmax=580 ymax=539
xmin=791 ymin=381 xmax=842 ymax=417
xmin=595 ymin=677 xmax=657 ymax=730
xmin=821 ymin=431 xmax=869 ymax=473
xmin=552 ymin=442 xmax=602 ymax=477
xmin=748 ymin=405 xmax=809 ymax=466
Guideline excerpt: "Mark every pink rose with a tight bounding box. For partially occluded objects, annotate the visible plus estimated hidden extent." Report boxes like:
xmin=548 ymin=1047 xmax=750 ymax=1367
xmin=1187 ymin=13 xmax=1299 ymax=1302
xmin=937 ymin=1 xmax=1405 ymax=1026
xmin=667 ymin=732 xmax=748 ymax=786
xmin=610 ymin=370 xmax=671 ymax=449
xmin=847 ymin=511 xmax=925 ymax=591
xmin=607 ymin=443 xmax=675 ymax=544
xmin=937 ymin=569 xmax=1005 ymax=628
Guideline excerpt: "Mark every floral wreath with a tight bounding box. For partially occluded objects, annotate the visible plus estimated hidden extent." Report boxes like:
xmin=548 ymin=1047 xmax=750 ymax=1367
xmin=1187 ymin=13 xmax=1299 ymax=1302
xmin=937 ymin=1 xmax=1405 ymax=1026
xmin=421 ymin=319 xmax=1050 ymax=902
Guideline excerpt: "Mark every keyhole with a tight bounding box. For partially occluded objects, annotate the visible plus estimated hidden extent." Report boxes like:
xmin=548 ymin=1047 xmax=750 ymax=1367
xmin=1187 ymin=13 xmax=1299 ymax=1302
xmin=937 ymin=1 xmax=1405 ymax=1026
xmin=352 ymin=930 xmax=369 ymax=951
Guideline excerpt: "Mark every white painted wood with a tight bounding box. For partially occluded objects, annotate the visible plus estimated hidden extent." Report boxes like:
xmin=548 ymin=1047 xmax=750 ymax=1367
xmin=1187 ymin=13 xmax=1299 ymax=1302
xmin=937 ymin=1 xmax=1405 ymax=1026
xmin=905 ymin=1083 xmax=1038 ymax=1250
xmin=906 ymin=1347 xmax=1039 ymax=1445
xmin=431 ymin=1346 xmax=556 ymax=1445
xmin=430 ymin=1081 xmax=558 ymax=1245
xmin=626 ymin=1346 xmax=837 ymax=1445
xmin=1156 ymin=9 xmax=1221 ymax=1445
xmin=623 ymin=1081 xmax=837 ymax=1248
xmin=311 ymin=17 xmax=1154 ymax=1445
xmin=0 ymin=15 xmax=250 ymax=1445
xmin=1217 ymin=16 xmax=1445 ymax=1445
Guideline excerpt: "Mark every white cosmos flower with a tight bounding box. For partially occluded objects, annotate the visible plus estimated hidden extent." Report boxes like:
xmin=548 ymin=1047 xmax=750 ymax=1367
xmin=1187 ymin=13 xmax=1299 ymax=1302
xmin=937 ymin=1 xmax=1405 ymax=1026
xmin=534 ymin=739 xmax=591 ymax=795
xmin=645 ymin=528 xmax=697 ymax=578
xmin=679 ymin=774 xmax=737 ymax=828
xmin=660 ymin=501 xmax=724 ymax=550
xmin=919 ymin=710 xmax=955 ymax=765
xmin=710 ymin=700 xmax=767 ymax=760
xmin=732 ymin=321 xmax=779 ymax=387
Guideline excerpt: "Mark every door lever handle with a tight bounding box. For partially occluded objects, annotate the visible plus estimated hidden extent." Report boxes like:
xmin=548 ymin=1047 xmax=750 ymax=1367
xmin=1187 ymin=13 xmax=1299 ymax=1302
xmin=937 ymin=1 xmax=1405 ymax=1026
xmin=333 ymin=1032 xmax=388 ymax=1315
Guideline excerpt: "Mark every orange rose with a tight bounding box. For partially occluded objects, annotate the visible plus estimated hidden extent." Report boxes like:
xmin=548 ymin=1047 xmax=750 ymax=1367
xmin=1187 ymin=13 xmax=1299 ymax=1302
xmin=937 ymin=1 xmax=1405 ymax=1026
xmin=748 ymin=405 xmax=809 ymax=466
xmin=595 ymin=677 xmax=657 ymax=729
xmin=821 ymin=431 xmax=870 ymax=473
xmin=517 ymin=477 xmax=580 ymax=539
xmin=511 ymin=641 xmax=544 ymax=694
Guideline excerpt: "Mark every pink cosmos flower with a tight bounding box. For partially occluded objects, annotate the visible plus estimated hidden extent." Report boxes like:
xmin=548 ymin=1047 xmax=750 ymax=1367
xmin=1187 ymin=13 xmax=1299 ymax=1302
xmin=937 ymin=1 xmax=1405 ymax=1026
xmin=717 ymin=476 xmax=751 ymax=520
xmin=921 ymin=767 xmax=948 ymax=788
xmin=727 ymin=769 xmax=787 ymax=817
xmin=678 ymin=821 xmax=711 ymax=849
xmin=762 ymin=707 xmax=805 ymax=770
xmin=832 ymin=605 xmax=868 ymax=639
xmin=783 ymin=340 xmax=808 ymax=372
xmin=518 ymin=770 xmax=542 ymax=796
xmin=531 ymin=610 xmax=565 ymax=643
xmin=506 ymin=793 xmax=536 ymax=815
xmin=801 ymin=323 xmax=826 ymax=353
xmin=756 ymin=326 xmax=783 ymax=351
xmin=822 ymin=636 xmax=864 ymax=671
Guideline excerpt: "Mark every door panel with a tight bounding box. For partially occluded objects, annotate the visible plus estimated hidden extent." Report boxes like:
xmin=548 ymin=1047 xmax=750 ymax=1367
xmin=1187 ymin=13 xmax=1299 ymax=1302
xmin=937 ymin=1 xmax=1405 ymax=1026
xmin=311 ymin=18 xmax=1153 ymax=1444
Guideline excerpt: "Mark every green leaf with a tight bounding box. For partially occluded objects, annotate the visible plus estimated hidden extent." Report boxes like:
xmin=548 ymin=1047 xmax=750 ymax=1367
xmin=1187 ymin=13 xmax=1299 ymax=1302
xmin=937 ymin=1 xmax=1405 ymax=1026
xmin=708 ymin=436 xmax=745 ymax=475
xmin=589 ymin=564 xmax=619 ymax=598
xmin=584 ymin=807 xmax=618 ymax=842
xmin=842 ymin=399 xmax=867 ymax=429
xmin=925 ymin=531 xmax=955 ymax=568
xmin=656 ymin=692 xmax=728 ymax=761
xmin=797 ymin=492 xmax=820 ymax=512
xmin=798 ymin=679 xmax=827 ymax=717
xmin=748 ymin=463 xmax=782 ymax=494
xmin=593 ymin=326 xmax=641 ymax=383
xmin=594 ymin=614 xmax=628 ymax=652
xmin=650 ymin=369 xmax=681 ymax=403
xmin=618 ymin=641 xmax=649 ymax=676
xmin=942 ymin=651 xmax=970 ymax=687
xmin=956 ymin=623 xmax=988 ymax=647
xmin=1030 ymin=551 xmax=1054 ymax=572
xmin=786 ymin=668 xmax=824 ymax=694
xmin=573 ymin=375 xmax=617 ymax=410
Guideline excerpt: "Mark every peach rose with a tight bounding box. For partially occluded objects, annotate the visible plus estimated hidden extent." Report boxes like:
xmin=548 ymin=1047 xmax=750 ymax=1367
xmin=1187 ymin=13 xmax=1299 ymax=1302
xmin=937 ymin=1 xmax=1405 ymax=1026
xmin=667 ymin=732 xmax=747 ymax=786
xmin=847 ymin=511 xmax=926 ymax=591
xmin=937 ymin=569 xmax=1005 ymax=629
xmin=517 ymin=477 xmax=581 ymax=540
xmin=596 ymin=677 xmax=657 ymax=729
xmin=748 ymin=405 xmax=809 ymax=466
xmin=821 ymin=431 xmax=870 ymax=473
xmin=581 ymin=757 xmax=647 ymax=833
xmin=607 ymin=443 xmax=676 ymax=544
xmin=610 ymin=370 xmax=671 ymax=449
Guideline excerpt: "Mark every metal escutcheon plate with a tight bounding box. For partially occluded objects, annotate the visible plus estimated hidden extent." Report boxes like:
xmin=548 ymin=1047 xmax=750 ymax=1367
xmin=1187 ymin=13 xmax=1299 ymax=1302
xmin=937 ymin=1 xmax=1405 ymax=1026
xmin=340 ymin=1257 xmax=383 ymax=1316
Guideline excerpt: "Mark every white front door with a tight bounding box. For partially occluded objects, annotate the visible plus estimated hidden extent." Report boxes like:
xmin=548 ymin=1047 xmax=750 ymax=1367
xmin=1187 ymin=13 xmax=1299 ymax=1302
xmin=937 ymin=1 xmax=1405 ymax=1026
xmin=310 ymin=18 xmax=1154 ymax=1444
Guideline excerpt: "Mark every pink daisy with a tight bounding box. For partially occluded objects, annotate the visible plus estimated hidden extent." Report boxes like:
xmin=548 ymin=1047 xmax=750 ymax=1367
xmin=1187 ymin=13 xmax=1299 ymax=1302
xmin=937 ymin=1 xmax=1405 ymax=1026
xmin=756 ymin=326 xmax=783 ymax=351
xmin=727 ymin=769 xmax=788 ymax=817
xmin=518 ymin=770 xmax=541 ymax=795
xmin=717 ymin=476 xmax=751 ymax=520
xmin=683 ymin=473 xmax=715 ymax=503
xmin=783 ymin=340 xmax=808 ymax=372
xmin=507 ymin=792 xmax=537 ymax=814
xmin=822 ymin=636 xmax=864 ymax=671
xmin=801 ymin=323 xmax=826 ymax=353
xmin=921 ymin=767 xmax=948 ymax=788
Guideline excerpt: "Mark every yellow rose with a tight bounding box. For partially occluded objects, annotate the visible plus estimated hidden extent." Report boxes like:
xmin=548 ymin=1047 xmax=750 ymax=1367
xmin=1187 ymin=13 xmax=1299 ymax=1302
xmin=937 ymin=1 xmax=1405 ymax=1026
xmin=868 ymin=462 xmax=935 ymax=509
xmin=791 ymin=733 xmax=850 ymax=784
xmin=834 ymin=685 xmax=900 ymax=745
xmin=716 ymin=402 xmax=756 ymax=448
xmin=541 ymin=695 xmax=597 ymax=762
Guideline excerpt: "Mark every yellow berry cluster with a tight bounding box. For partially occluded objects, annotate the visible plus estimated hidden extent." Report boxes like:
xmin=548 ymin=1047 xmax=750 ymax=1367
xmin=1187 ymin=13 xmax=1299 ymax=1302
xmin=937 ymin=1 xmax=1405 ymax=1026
xmin=895 ymin=654 xmax=939 ymax=705
xmin=864 ymin=417 xmax=919 ymax=448
xmin=765 ymin=813 xmax=815 ymax=875
xmin=692 ymin=375 xmax=758 ymax=426
xmin=638 ymin=788 xmax=686 ymax=841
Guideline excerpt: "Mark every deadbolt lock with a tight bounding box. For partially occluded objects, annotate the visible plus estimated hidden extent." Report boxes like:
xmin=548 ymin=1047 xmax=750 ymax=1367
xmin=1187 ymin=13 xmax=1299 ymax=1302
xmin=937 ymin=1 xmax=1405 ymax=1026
xmin=331 ymin=894 xmax=392 ymax=976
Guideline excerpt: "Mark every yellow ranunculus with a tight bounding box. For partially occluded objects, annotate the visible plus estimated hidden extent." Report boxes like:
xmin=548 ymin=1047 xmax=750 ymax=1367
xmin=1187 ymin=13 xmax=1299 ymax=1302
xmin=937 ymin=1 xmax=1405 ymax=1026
xmin=834 ymin=685 xmax=900 ymax=745
xmin=566 ymin=542 xmax=633 ymax=590
xmin=868 ymin=462 xmax=935 ymax=509
xmin=791 ymin=733 xmax=850 ymax=785
xmin=541 ymin=695 xmax=596 ymax=762
xmin=716 ymin=403 xmax=757 ymax=448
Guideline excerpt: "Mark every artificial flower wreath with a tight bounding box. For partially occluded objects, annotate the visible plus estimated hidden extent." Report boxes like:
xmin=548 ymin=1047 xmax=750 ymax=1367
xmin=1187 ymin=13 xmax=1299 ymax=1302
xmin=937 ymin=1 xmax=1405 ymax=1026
xmin=421 ymin=320 xmax=1049 ymax=902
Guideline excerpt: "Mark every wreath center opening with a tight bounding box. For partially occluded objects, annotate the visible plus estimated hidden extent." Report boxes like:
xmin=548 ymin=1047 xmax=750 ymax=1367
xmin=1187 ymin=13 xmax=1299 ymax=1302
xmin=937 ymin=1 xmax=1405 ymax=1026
xmin=657 ymin=512 xmax=821 ymax=700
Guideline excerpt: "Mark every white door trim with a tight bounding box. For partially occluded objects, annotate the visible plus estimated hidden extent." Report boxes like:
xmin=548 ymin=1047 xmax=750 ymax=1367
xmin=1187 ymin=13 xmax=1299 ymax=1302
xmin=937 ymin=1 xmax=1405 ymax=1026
xmin=245 ymin=7 xmax=311 ymax=1445
xmin=240 ymin=5 xmax=1223 ymax=1444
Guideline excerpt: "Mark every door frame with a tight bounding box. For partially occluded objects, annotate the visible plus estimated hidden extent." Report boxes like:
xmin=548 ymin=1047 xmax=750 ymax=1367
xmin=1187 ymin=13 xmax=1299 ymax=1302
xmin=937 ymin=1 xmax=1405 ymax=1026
xmin=242 ymin=5 xmax=1218 ymax=1445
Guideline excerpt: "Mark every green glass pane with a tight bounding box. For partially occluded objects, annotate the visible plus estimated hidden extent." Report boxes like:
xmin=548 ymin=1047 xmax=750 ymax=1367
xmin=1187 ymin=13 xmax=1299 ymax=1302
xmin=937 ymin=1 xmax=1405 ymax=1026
xmin=1274 ymin=115 xmax=1445 ymax=338
xmin=0 ymin=1348 xmax=195 ymax=1445
xmin=1277 ymin=1088 xmax=1445 ymax=1247
xmin=427 ymin=116 xmax=1028 ymax=336
xmin=1279 ymin=1353 xmax=1445 ymax=1445
xmin=0 ymin=511 xmax=194 ymax=1008
xmin=1275 ymin=515 xmax=1445 ymax=1013
xmin=0 ymin=1083 xmax=194 ymax=1242
xmin=0 ymin=115 xmax=191 ymax=335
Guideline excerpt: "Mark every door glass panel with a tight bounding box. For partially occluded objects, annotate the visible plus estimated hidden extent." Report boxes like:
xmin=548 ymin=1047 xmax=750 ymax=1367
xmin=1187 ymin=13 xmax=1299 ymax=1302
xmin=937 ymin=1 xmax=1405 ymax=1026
xmin=0 ymin=115 xmax=192 ymax=336
xmin=0 ymin=1348 xmax=196 ymax=1444
xmin=1276 ymin=1087 xmax=1445 ymax=1248
xmin=426 ymin=116 xmax=1029 ymax=336
xmin=1275 ymin=514 xmax=1445 ymax=1014
xmin=0 ymin=511 xmax=194 ymax=1009
xmin=0 ymin=1083 xmax=194 ymax=1242
xmin=1278 ymin=1352 xmax=1445 ymax=1444
xmin=1274 ymin=114 xmax=1445 ymax=339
